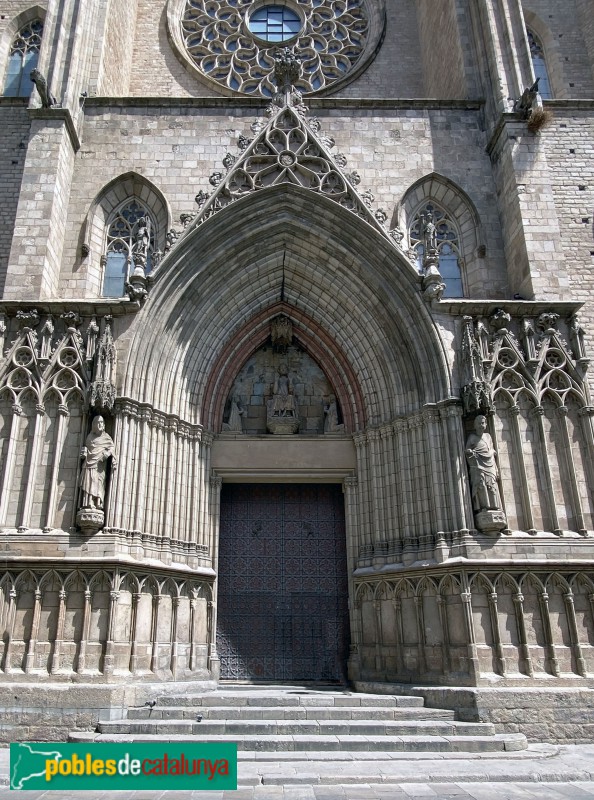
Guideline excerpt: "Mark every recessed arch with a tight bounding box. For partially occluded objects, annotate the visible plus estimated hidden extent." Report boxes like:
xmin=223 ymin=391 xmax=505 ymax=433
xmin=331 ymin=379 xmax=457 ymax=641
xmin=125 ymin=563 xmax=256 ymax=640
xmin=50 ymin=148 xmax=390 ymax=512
xmin=202 ymin=302 xmax=366 ymax=433
xmin=396 ymin=172 xmax=492 ymax=299
xmin=81 ymin=172 xmax=171 ymax=296
xmin=122 ymin=184 xmax=452 ymax=428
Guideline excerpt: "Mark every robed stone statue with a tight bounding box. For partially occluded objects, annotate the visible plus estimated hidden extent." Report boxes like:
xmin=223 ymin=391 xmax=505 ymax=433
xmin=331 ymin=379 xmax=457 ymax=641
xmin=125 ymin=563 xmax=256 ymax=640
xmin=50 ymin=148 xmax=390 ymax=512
xmin=465 ymin=414 xmax=507 ymax=534
xmin=77 ymin=415 xmax=117 ymax=533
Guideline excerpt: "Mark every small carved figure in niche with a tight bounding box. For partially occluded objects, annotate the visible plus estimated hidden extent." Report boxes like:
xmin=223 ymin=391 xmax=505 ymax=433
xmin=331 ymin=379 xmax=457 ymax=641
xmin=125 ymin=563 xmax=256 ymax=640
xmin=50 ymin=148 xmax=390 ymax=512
xmin=222 ymin=394 xmax=245 ymax=432
xmin=267 ymin=364 xmax=299 ymax=434
xmin=79 ymin=416 xmax=117 ymax=510
xmin=465 ymin=415 xmax=501 ymax=512
xmin=39 ymin=315 xmax=54 ymax=360
xmin=422 ymin=212 xmax=437 ymax=253
xmin=324 ymin=396 xmax=344 ymax=433
xmin=132 ymin=217 xmax=150 ymax=269
xmin=271 ymin=364 xmax=297 ymax=418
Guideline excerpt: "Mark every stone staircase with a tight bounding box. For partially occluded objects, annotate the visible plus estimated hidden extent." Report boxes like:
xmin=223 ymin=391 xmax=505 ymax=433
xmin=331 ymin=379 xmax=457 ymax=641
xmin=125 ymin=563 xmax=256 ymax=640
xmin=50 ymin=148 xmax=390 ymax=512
xmin=69 ymin=686 xmax=527 ymax=754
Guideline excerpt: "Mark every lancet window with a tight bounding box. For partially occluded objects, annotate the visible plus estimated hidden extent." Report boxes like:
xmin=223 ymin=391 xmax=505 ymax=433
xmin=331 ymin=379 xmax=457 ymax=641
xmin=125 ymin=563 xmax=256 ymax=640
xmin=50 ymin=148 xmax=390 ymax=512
xmin=3 ymin=20 xmax=43 ymax=97
xmin=102 ymin=200 xmax=156 ymax=297
xmin=527 ymin=29 xmax=552 ymax=100
xmin=409 ymin=202 xmax=463 ymax=298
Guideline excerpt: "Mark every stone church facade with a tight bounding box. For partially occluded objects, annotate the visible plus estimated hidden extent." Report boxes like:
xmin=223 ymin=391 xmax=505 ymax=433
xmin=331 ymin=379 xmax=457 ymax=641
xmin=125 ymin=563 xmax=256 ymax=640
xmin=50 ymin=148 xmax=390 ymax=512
xmin=0 ymin=0 xmax=594 ymax=741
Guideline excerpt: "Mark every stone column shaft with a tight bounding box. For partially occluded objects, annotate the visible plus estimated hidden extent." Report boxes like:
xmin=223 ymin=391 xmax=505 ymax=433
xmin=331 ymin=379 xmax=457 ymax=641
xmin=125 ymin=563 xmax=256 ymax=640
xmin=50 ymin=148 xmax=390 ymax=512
xmin=414 ymin=594 xmax=427 ymax=676
xmin=128 ymin=592 xmax=141 ymax=674
xmin=19 ymin=406 xmax=47 ymax=530
xmin=44 ymin=405 xmax=69 ymax=532
xmin=531 ymin=406 xmax=561 ymax=534
xmin=50 ymin=589 xmax=67 ymax=675
xmin=564 ymin=591 xmax=587 ymax=678
xmin=556 ymin=407 xmax=586 ymax=535
xmin=487 ymin=591 xmax=507 ymax=676
xmin=24 ymin=589 xmax=42 ymax=674
xmin=509 ymin=404 xmax=536 ymax=533
xmin=461 ymin=589 xmax=480 ymax=683
xmin=539 ymin=591 xmax=560 ymax=677
xmin=150 ymin=594 xmax=162 ymax=673
xmin=0 ymin=409 xmax=23 ymax=526
xmin=437 ymin=595 xmax=451 ymax=675
xmin=76 ymin=589 xmax=92 ymax=673
xmin=3 ymin=589 xmax=17 ymax=673
xmin=513 ymin=592 xmax=534 ymax=677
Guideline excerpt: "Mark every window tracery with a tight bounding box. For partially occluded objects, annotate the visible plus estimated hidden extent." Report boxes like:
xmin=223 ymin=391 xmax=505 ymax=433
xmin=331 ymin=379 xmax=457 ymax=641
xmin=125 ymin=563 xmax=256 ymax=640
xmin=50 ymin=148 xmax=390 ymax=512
xmin=527 ymin=29 xmax=552 ymax=100
xmin=3 ymin=19 xmax=43 ymax=97
xmin=102 ymin=201 xmax=156 ymax=298
xmin=409 ymin=202 xmax=463 ymax=298
xmin=180 ymin=0 xmax=370 ymax=95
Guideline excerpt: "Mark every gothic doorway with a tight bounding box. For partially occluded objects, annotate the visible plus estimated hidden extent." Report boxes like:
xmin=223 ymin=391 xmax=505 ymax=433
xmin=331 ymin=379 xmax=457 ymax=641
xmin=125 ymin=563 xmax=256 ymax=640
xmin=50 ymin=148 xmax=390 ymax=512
xmin=217 ymin=483 xmax=349 ymax=681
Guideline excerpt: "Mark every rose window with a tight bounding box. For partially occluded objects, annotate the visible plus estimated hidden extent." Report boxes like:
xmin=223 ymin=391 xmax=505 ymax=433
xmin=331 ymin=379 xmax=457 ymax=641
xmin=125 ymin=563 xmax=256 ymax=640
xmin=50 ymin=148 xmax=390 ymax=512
xmin=180 ymin=0 xmax=370 ymax=95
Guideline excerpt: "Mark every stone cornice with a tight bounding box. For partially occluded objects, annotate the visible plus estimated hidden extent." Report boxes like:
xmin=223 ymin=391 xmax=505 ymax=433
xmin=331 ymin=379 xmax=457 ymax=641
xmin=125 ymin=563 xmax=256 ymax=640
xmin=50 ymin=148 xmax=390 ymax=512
xmin=436 ymin=299 xmax=583 ymax=317
xmin=82 ymin=96 xmax=484 ymax=112
xmin=0 ymin=299 xmax=136 ymax=317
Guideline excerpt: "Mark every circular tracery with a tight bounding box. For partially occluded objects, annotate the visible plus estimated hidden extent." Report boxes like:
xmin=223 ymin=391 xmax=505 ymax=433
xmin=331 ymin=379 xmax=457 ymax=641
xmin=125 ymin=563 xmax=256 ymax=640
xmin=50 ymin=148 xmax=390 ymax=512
xmin=180 ymin=0 xmax=370 ymax=95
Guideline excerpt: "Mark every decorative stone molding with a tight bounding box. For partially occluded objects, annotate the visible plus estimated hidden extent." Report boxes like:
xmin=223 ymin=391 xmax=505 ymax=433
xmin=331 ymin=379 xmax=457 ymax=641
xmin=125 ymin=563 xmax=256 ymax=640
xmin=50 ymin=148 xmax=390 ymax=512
xmin=90 ymin=316 xmax=117 ymax=412
xmin=158 ymin=56 xmax=404 ymax=275
xmin=0 ymin=567 xmax=213 ymax=680
xmin=461 ymin=311 xmax=591 ymax=410
xmin=114 ymin=397 xmax=206 ymax=440
xmin=354 ymin=569 xmax=594 ymax=686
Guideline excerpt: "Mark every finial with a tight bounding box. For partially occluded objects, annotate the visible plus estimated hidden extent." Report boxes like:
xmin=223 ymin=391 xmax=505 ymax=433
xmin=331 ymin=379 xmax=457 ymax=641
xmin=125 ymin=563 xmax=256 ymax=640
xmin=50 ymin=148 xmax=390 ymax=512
xmin=273 ymin=47 xmax=302 ymax=98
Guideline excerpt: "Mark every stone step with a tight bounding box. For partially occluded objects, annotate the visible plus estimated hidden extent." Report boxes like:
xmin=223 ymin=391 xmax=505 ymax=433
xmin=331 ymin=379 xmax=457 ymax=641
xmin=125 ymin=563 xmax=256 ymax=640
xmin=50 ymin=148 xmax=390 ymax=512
xmin=97 ymin=718 xmax=494 ymax=737
xmin=126 ymin=704 xmax=456 ymax=721
xmin=69 ymin=731 xmax=527 ymax=753
xmin=159 ymin=692 xmax=426 ymax=708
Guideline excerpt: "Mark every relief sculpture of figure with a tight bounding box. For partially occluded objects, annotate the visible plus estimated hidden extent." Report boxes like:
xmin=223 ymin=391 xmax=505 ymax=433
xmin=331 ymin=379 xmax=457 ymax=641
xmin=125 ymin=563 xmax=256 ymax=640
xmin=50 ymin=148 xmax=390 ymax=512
xmin=465 ymin=414 xmax=507 ymax=534
xmin=271 ymin=364 xmax=297 ymax=418
xmin=267 ymin=364 xmax=299 ymax=434
xmin=324 ymin=396 xmax=344 ymax=433
xmin=222 ymin=394 xmax=245 ymax=432
xmin=79 ymin=415 xmax=117 ymax=510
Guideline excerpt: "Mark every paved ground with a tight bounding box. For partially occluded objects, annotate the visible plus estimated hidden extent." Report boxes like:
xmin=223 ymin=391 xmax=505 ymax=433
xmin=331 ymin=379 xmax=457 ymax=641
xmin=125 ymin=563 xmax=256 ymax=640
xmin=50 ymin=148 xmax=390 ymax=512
xmin=4 ymin=781 xmax=594 ymax=798
xmin=3 ymin=744 xmax=594 ymax=799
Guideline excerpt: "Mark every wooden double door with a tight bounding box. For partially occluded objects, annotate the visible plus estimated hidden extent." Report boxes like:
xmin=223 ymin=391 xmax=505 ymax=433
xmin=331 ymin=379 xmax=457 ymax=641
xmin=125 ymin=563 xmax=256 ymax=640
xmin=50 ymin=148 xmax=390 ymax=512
xmin=217 ymin=483 xmax=349 ymax=681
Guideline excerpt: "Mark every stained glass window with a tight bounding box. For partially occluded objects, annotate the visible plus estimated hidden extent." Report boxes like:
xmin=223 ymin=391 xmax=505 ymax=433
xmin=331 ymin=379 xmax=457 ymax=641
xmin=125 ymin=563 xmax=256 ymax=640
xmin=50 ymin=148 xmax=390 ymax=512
xmin=248 ymin=6 xmax=302 ymax=43
xmin=410 ymin=203 xmax=464 ymax=298
xmin=4 ymin=20 xmax=43 ymax=97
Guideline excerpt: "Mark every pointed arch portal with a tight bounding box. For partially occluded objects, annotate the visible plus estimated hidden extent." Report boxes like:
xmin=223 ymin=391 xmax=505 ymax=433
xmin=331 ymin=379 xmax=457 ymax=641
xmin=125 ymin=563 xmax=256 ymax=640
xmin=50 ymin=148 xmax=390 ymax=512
xmin=117 ymin=181 xmax=457 ymax=682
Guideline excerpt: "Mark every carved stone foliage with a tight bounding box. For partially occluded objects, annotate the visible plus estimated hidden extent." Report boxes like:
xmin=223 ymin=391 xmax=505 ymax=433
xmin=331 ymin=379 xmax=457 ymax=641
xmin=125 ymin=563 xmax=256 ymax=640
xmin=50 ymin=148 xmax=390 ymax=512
xmin=461 ymin=312 xmax=594 ymax=536
xmin=0 ymin=568 xmax=212 ymax=679
xmin=353 ymin=570 xmax=594 ymax=685
xmin=0 ymin=311 xmax=117 ymax=533
xmin=179 ymin=0 xmax=371 ymax=97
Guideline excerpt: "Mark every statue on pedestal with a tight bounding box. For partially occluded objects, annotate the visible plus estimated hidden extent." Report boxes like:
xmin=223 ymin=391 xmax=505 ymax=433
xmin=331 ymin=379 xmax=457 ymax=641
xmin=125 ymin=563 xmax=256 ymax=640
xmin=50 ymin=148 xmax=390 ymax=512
xmin=267 ymin=364 xmax=299 ymax=434
xmin=76 ymin=415 xmax=117 ymax=534
xmin=465 ymin=415 xmax=507 ymax=534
